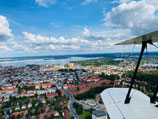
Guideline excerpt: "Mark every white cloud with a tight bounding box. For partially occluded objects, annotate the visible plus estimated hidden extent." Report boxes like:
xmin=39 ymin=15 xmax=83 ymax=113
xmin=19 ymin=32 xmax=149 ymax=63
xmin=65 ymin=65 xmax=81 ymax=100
xmin=35 ymin=0 xmax=56 ymax=7
xmin=111 ymin=0 xmax=133 ymax=4
xmin=83 ymin=27 xmax=90 ymax=36
xmin=0 ymin=15 xmax=13 ymax=41
xmin=34 ymin=46 xmax=42 ymax=50
xmin=104 ymin=0 xmax=158 ymax=35
xmin=23 ymin=32 xmax=57 ymax=45
xmin=11 ymin=42 xmax=29 ymax=52
xmin=55 ymin=45 xmax=80 ymax=50
xmin=23 ymin=27 xmax=131 ymax=53
xmin=23 ymin=31 xmax=90 ymax=45
xmin=82 ymin=0 xmax=98 ymax=5
xmin=49 ymin=44 xmax=55 ymax=49
xmin=0 ymin=45 xmax=12 ymax=51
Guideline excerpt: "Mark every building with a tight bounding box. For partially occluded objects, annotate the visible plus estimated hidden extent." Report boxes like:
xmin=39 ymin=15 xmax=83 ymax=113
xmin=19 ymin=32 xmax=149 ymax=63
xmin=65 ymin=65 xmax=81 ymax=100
xmin=92 ymin=110 xmax=107 ymax=119
xmin=35 ymin=83 xmax=53 ymax=89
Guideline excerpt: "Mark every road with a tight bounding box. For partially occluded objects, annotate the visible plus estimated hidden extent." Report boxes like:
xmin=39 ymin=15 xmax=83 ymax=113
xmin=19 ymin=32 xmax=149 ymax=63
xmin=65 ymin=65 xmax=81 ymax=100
xmin=56 ymin=81 xmax=80 ymax=119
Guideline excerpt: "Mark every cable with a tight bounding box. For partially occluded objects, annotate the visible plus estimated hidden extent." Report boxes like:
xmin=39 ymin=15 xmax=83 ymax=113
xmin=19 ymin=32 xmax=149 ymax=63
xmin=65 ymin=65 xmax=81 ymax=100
xmin=131 ymin=43 xmax=147 ymax=98
xmin=122 ymin=44 xmax=135 ymax=88
xmin=113 ymin=45 xmax=125 ymax=87
xmin=151 ymin=43 xmax=158 ymax=49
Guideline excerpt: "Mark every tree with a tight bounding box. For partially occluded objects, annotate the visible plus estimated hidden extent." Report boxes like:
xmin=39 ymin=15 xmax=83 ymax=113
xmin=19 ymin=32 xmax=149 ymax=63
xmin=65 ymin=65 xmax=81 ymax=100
xmin=85 ymin=115 xmax=92 ymax=119
xmin=75 ymin=86 xmax=110 ymax=100
xmin=44 ymin=115 xmax=48 ymax=119
xmin=35 ymin=110 xmax=40 ymax=115
xmin=17 ymin=114 xmax=21 ymax=119
xmin=77 ymin=87 xmax=80 ymax=91
xmin=73 ymin=102 xmax=83 ymax=115
xmin=73 ymin=102 xmax=79 ymax=108
xmin=12 ymin=96 xmax=17 ymax=102
xmin=0 ymin=113 xmax=5 ymax=119
xmin=38 ymin=100 xmax=43 ymax=107
xmin=101 ymin=72 xmax=105 ymax=76
xmin=56 ymin=89 xmax=61 ymax=96
xmin=41 ymin=108 xmax=45 ymax=113
xmin=76 ymin=108 xmax=82 ymax=115
xmin=26 ymin=114 xmax=29 ymax=119
xmin=35 ymin=93 xmax=38 ymax=98
xmin=32 ymin=100 xmax=36 ymax=107
xmin=11 ymin=115 xmax=16 ymax=119
xmin=54 ymin=104 xmax=61 ymax=111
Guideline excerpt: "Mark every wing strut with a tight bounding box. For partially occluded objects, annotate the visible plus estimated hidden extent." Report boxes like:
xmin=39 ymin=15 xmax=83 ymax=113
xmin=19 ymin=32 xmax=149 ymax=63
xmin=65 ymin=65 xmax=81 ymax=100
xmin=150 ymin=83 xmax=158 ymax=103
xmin=125 ymin=41 xmax=151 ymax=104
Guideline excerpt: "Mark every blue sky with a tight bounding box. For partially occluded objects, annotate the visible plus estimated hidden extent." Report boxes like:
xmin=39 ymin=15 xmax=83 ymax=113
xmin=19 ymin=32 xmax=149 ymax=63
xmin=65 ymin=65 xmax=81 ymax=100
xmin=0 ymin=0 xmax=158 ymax=57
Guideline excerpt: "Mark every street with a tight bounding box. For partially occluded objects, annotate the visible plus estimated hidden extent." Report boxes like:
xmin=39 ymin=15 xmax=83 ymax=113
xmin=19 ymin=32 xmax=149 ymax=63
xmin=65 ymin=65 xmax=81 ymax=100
xmin=56 ymin=81 xmax=80 ymax=119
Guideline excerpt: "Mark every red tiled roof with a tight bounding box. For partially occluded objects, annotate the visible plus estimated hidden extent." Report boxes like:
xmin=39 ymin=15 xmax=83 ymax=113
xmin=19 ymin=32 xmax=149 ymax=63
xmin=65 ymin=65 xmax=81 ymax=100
xmin=39 ymin=113 xmax=44 ymax=119
xmin=68 ymin=79 xmax=111 ymax=95
xmin=47 ymin=112 xmax=52 ymax=117
xmin=0 ymin=88 xmax=17 ymax=93
xmin=36 ymin=83 xmax=53 ymax=87
xmin=22 ymin=89 xmax=26 ymax=94
xmin=41 ymin=98 xmax=45 ymax=102
xmin=54 ymin=111 xmax=59 ymax=116
xmin=59 ymin=89 xmax=65 ymax=96
xmin=63 ymin=109 xmax=69 ymax=119
xmin=46 ymin=105 xmax=49 ymax=111
xmin=30 ymin=98 xmax=37 ymax=102
xmin=60 ymin=101 xmax=65 ymax=107
xmin=23 ymin=110 xmax=28 ymax=115
xmin=46 ymin=93 xmax=58 ymax=97
xmin=12 ymin=112 xmax=20 ymax=116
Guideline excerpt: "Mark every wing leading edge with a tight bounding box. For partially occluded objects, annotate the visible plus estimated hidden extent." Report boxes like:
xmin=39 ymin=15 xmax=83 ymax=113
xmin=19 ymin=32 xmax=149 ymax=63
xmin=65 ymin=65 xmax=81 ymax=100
xmin=116 ymin=30 xmax=158 ymax=45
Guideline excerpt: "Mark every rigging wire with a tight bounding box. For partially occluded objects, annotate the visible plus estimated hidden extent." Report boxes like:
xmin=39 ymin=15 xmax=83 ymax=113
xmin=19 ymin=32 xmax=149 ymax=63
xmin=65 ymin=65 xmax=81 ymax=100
xmin=122 ymin=44 xmax=135 ymax=88
xmin=151 ymin=43 xmax=158 ymax=49
xmin=113 ymin=45 xmax=125 ymax=87
xmin=146 ymin=47 xmax=150 ymax=75
xmin=130 ymin=44 xmax=148 ymax=98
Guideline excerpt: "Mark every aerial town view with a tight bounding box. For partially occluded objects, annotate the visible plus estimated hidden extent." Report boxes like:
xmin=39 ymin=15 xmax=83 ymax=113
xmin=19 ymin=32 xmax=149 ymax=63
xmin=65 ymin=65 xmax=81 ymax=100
xmin=0 ymin=53 xmax=158 ymax=119
xmin=0 ymin=0 xmax=158 ymax=119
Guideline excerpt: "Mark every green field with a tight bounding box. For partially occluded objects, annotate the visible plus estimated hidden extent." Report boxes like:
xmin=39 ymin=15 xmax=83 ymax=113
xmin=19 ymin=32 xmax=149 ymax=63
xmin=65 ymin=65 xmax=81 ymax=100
xmin=79 ymin=110 xmax=92 ymax=119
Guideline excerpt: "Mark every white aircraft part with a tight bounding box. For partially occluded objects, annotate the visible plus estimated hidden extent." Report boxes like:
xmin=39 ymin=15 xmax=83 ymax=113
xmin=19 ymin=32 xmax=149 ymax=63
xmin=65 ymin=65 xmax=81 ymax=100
xmin=101 ymin=88 xmax=158 ymax=119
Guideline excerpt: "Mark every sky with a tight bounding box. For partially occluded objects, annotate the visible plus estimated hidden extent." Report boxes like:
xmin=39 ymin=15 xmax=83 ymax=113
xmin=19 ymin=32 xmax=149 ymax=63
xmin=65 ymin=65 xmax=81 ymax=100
xmin=0 ymin=0 xmax=158 ymax=57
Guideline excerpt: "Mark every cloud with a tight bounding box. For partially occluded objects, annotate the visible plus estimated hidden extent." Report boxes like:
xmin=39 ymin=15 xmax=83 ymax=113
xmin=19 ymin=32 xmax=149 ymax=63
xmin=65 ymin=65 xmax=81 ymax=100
xmin=83 ymin=27 xmax=90 ymax=36
xmin=22 ymin=27 xmax=131 ymax=53
xmin=0 ymin=15 xmax=13 ymax=42
xmin=23 ymin=32 xmax=57 ymax=45
xmin=11 ymin=42 xmax=29 ymax=52
xmin=34 ymin=46 xmax=42 ymax=50
xmin=54 ymin=45 xmax=80 ymax=50
xmin=35 ymin=0 xmax=56 ymax=7
xmin=49 ymin=44 xmax=55 ymax=49
xmin=23 ymin=31 xmax=89 ymax=45
xmin=111 ymin=0 xmax=133 ymax=4
xmin=82 ymin=0 xmax=98 ymax=5
xmin=0 ymin=45 xmax=12 ymax=51
xmin=104 ymin=0 xmax=158 ymax=35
